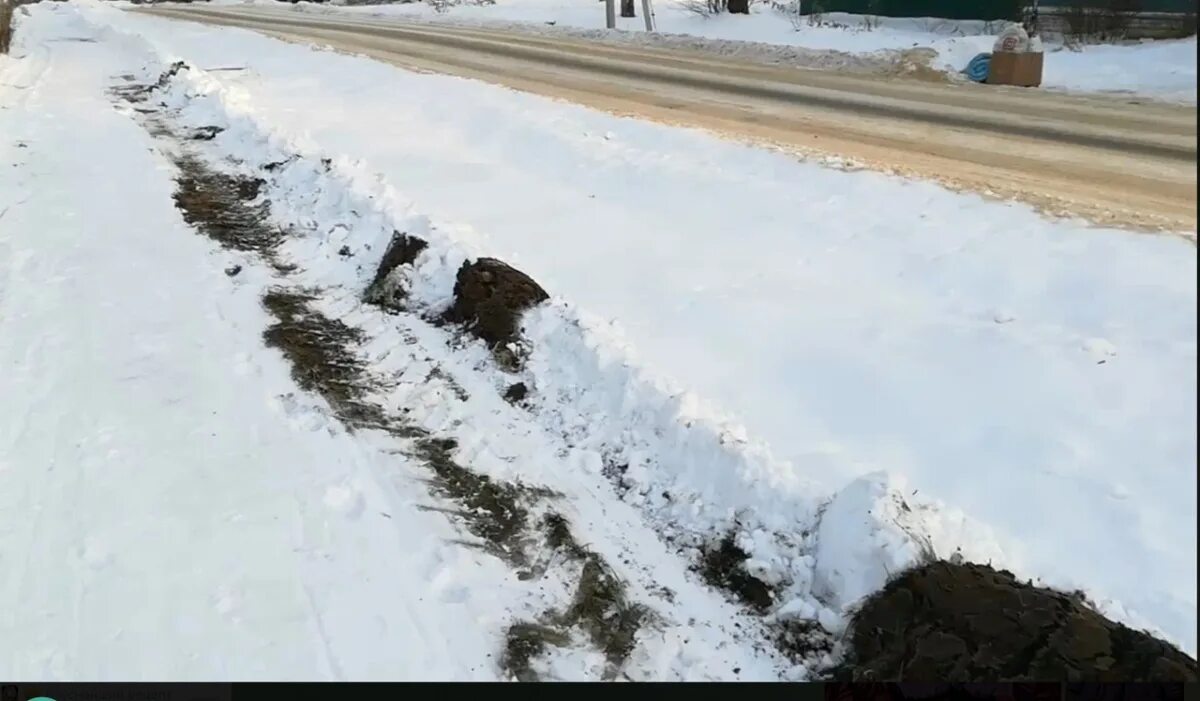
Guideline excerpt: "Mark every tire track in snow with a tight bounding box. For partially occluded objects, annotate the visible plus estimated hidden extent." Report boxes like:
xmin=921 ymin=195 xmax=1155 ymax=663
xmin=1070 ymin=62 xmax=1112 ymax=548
xmin=300 ymin=581 xmax=347 ymax=682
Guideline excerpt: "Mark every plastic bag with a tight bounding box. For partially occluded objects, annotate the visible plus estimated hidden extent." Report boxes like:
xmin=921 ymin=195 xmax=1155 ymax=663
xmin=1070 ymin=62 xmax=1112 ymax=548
xmin=993 ymin=25 xmax=1030 ymax=53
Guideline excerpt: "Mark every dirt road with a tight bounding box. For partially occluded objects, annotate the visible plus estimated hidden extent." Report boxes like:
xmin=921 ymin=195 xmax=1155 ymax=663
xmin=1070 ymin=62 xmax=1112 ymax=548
xmin=141 ymin=5 xmax=1197 ymax=234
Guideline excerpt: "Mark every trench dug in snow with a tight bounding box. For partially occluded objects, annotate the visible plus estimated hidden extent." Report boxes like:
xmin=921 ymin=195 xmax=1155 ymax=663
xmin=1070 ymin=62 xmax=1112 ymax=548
xmin=110 ymin=61 xmax=1197 ymax=682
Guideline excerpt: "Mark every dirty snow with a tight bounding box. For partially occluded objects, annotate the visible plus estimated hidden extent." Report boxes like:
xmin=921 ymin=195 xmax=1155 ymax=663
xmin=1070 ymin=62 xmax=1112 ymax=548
xmin=1 ymin=0 xmax=1195 ymax=679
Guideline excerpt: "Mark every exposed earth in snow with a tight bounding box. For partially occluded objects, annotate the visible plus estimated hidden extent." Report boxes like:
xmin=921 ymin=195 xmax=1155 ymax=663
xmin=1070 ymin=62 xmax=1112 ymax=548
xmin=1 ymin=0 xmax=1196 ymax=681
xmin=241 ymin=0 xmax=1199 ymax=104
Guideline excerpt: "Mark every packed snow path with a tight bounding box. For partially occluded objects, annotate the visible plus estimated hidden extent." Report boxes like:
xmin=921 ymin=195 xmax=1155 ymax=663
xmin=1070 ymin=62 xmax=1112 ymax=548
xmin=1 ymin=1 xmax=1196 ymax=678
xmin=0 ymin=12 xmax=521 ymax=680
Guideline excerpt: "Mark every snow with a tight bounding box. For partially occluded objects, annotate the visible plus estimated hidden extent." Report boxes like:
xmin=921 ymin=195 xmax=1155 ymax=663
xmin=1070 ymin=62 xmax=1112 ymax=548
xmin=105 ymin=0 xmax=1198 ymax=652
xmin=3 ymin=6 xmax=811 ymax=681
xmin=1042 ymin=36 xmax=1198 ymax=103
xmin=810 ymin=473 xmax=936 ymax=613
xmin=234 ymin=0 xmax=1198 ymax=102
xmin=1 ymin=0 xmax=1195 ymax=678
xmin=0 ymin=10 xmax=520 ymax=680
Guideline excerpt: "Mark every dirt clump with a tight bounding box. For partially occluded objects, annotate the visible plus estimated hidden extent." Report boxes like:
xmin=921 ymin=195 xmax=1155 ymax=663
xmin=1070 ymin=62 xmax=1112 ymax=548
xmin=443 ymin=257 xmax=548 ymax=356
xmin=835 ymin=560 xmax=1199 ymax=681
xmin=363 ymin=231 xmax=428 ymax=310
xmin=699 ymin=532 xmax=774 ymax=612
xmin=503 ymin=382 xmax=529 ymax=404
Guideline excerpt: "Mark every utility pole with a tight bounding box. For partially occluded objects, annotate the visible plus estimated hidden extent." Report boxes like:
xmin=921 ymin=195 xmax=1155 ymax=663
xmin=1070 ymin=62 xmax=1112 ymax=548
xmin=641 ymin=0 xmax=655 ymax=31
xmin=605 ymin=0 xmax=616 ymax=29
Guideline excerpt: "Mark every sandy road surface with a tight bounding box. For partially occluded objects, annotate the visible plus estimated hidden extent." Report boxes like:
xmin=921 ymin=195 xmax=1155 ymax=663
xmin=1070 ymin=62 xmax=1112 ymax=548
xmin=141 ymin=5 xmax=1197 ymax=234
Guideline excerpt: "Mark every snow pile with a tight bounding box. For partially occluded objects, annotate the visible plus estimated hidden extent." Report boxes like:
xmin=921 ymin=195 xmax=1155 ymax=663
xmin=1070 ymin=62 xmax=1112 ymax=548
xmin=810 ymin=473 xmax=936 ymax=613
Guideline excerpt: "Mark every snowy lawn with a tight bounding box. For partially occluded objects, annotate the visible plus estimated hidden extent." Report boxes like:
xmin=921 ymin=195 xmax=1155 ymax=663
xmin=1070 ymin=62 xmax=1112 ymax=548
xmin=85 ymin=0 xmax=1200 ymax=653
xmin=237 ymin=0 xmax=1199 ymax=103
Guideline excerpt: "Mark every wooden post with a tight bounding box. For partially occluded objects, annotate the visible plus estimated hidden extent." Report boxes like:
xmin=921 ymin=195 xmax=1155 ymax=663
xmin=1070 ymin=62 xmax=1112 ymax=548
xmin=621 ymin=0 xmax=636 ymax=18
xmin=641 ymin=0 xmax=655 ymax=31
xmin=605 ymin=0 xmax=616 ymax=28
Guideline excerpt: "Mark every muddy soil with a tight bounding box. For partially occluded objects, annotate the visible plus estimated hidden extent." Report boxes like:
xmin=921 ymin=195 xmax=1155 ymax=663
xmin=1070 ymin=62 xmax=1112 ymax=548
xmin=501 ymin=513 xmax=650 ymax=681
xmin=363 ymin=230 xmax=428 ymax=310
xmin=835 ymin=561 xmax=1199 ymax=682
xmin=443 ymin=257 xmax=548 ymax=356
xmin=698 ymin=533 xmax=774 ymax=612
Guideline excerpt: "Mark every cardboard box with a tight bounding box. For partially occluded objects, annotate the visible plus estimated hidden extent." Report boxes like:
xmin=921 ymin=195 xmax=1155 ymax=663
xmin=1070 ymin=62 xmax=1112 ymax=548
xmin=988 ymin=51 xmax=1044 ymax=88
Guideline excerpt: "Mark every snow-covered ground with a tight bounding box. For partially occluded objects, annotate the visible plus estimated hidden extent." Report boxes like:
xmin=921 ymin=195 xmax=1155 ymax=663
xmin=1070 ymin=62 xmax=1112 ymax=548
xmin=1 ymin=0 xmax=1196 ymax=678
xmin=4 ymin=6 xmax=816 ymax=680
xmin=0 ymin=9 xmax=527 ymax=680
xmin=237 ymin=0 xmax=1198 ymax=103
xmin=1042 ymin=37 xmax=1198 ymax=103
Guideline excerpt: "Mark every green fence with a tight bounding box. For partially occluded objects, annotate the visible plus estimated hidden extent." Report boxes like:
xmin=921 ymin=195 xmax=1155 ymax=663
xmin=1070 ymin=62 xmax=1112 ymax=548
xmin=800 ymin=0 xmax=1021 ymax=20
xmin=1040 ymin=0 xmax=1197 ymax=10
xmin=802 ymin=0 xmax=1196 ymax=20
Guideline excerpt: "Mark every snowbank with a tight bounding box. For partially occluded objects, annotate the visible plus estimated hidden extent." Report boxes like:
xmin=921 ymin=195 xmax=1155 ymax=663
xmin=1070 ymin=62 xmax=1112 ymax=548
xmin=1043 ymin=36 xmax=1198 ymax=103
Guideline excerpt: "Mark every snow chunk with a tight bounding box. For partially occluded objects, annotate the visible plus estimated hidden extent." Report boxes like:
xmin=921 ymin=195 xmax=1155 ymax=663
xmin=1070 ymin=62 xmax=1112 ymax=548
xmin=812 ymin=472 xmax=934 ymax=612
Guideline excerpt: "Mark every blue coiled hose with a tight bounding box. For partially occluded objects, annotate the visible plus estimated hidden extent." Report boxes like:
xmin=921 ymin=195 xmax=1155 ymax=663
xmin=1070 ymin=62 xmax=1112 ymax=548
xmin=963 ymin=53 xmax=992 ymax=83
